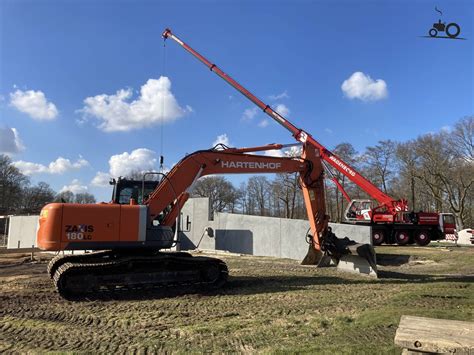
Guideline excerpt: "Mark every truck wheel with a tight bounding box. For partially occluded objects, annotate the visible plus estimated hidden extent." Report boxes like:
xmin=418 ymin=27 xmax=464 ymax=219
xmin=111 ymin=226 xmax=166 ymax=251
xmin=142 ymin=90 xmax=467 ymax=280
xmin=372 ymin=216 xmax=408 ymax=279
xmin=415 ymin=231 xmax=431 ymax=246
xmin=395 ymin=231 xmax=411 ymax=246
xmin=446 ymin=23 xmax=460 ymax=38
xmin=372 ymin=230 xmax=385 ymax=246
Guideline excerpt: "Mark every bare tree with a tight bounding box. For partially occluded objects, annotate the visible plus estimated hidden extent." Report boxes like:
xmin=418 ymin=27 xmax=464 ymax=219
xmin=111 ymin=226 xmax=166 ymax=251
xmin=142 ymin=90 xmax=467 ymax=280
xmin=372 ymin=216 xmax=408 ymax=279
xmin=363 ymin=140 xmax=397 ymax=194
xmin=75 ymin=192 xmax=96 ymax=204
xmin=449 ymin=116 xmax=473 ymax=163
xmin=54 ymin=191 xmax=75 ymax=203
xmin=21 ymin=182 xmax=56 ymax=213
xmin=396 ymin=141 xmax=418 ymax=210
xmin=247 ymin=176 xmax=271 ymax=216
xmin=413 ymin=132 xmax=473 ymax=229
xmin=192 ymin=176 xmax=240 ymax=213
xmin=331 ymin=143 xmax=358 ymax=221
xmin=0 ymin=154 xmax=29 ymax=214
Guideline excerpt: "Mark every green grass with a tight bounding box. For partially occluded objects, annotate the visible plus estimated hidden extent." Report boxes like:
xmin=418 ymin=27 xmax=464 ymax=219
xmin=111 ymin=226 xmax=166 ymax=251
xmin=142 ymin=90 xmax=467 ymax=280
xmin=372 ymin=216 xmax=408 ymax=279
xmin=0 ymin=245 xmax=472 ymax=353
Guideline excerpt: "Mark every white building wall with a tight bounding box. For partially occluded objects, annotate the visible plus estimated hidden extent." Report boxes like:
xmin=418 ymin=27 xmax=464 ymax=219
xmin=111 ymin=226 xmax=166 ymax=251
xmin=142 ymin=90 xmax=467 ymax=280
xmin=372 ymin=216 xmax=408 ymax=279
xmin=7 ymin=216 xmax=39 ymax=249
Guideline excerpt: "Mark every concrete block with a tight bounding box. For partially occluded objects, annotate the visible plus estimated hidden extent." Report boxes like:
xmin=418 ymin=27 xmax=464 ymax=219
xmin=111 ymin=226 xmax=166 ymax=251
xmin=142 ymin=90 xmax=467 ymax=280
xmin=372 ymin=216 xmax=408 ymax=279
xmin=280 ymin=218 xmax=311 ymax=260
xmin=179 ymin=198 xmax=374 ymax=267
xmin=337 ymin=254 xmax=377 ymax=277
xmin=214 ymin=213 xmax=281 ymax=257
xmin=7 ymin=216 xmax=39 ymax=249
xmin=180 ymin=198 xmax=215 ymax=250
xmin=329 ymin=222 xmax=372 ymax=245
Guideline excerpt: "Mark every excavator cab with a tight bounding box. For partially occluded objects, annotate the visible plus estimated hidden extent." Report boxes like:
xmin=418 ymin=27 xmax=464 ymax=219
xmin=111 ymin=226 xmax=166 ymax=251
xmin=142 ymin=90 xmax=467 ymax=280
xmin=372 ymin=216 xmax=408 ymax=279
xmin=110 ymin=177 xmax=160 ymax=205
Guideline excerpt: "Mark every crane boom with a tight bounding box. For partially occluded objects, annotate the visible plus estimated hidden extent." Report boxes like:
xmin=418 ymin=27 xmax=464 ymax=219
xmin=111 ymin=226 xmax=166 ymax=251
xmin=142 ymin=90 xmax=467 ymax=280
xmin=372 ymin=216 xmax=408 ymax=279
xmin=161 ymin=28 xmax=407 ymax=214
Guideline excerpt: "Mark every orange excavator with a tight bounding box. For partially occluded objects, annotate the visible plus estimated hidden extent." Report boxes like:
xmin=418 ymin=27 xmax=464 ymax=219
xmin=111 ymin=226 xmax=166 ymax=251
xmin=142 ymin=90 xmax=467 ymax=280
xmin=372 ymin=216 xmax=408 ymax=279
xmin=38 ymin=143 xmax=375 ymax=299
xmin=37 ymin=30 xmax=378 ymax=299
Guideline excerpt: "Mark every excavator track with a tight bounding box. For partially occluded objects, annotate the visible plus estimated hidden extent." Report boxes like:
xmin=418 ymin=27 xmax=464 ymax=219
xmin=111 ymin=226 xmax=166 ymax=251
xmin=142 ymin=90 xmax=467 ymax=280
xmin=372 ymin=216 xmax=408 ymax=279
xmin=51 ymin=253 xmax=228 ymax=299
xmin=47 ymin=250 xmax=114 ymax=279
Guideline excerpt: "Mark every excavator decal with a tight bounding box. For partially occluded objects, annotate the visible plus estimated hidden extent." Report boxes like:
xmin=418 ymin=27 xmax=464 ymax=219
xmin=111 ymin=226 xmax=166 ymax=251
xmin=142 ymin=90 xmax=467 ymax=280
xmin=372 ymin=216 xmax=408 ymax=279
xmin=220 ymin=161 xmax=282 ymax=169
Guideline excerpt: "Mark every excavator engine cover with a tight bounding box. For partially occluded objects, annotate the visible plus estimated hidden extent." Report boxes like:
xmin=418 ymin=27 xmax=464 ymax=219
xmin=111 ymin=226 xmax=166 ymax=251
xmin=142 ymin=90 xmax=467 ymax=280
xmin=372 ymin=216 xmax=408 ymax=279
xmin=37 ymin=203 xmax=175 ymax=251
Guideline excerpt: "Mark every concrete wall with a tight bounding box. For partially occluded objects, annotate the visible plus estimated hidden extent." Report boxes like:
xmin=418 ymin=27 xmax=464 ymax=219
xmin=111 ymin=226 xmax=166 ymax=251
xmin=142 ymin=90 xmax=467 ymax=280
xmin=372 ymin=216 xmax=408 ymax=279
xmin=3 ymin=198 xmax=373 ymax=262
xmin=179 ymin=197 xmax=372 ymax=261
xmin=7 ymin=216 xmax=39 ymax=249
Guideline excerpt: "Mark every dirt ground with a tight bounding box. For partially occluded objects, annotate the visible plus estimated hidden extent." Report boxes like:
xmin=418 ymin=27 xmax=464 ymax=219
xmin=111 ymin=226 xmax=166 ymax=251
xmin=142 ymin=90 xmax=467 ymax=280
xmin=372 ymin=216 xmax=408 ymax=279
xmin=0 ymin=245 xmax=473 ymax=354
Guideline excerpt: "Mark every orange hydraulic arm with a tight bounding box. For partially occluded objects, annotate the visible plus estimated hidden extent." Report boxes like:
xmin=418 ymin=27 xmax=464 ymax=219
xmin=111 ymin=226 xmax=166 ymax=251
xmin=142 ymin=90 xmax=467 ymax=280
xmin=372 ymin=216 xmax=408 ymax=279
xmin=144 ymin=144 xmax=329 ymax=251
xmin=162 ymin=28 xmax=408 ymax=215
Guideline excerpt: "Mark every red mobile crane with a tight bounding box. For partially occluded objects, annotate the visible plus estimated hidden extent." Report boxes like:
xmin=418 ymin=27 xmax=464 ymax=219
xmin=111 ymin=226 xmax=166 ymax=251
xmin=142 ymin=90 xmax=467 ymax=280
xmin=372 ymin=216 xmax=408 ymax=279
xmin=162 ymin=28 xmax=457 ymax=247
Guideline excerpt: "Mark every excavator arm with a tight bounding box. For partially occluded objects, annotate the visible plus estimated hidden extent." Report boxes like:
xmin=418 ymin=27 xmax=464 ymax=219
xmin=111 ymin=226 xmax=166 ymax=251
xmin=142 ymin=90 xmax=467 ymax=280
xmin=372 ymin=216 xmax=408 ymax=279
xmin=145 ymin=144 xmax=328 ymax=254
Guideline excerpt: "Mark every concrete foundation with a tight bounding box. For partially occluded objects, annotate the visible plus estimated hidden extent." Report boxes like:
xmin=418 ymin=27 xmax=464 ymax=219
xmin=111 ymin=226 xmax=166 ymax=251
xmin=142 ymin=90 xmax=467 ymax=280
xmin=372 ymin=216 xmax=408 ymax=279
xmin=4 ymin=198 xmax=374 ymax=270
xmin=180 ymin=198 xmax=372 ymax=262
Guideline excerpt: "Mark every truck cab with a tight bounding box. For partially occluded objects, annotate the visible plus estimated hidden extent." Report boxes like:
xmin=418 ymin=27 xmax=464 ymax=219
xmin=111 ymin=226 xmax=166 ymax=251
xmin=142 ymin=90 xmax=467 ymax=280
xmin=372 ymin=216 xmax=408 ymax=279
xmin=344 ymin=199 xmax=373 ymax=222
xmin=439 ymin=213 xmax=457 ymax=239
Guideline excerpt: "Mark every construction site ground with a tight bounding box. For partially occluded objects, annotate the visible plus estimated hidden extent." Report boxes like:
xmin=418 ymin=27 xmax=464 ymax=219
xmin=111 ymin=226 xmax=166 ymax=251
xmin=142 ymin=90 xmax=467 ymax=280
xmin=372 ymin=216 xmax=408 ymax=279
xmin=0 ymin=245 xmax=473 ymax=353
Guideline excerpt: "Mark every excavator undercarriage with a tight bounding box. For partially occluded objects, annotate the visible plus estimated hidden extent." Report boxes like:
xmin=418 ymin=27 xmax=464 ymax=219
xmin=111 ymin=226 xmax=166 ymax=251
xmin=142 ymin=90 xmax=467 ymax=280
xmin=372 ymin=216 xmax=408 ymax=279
xmin=48 ymin=251 xmax=228 ymax=299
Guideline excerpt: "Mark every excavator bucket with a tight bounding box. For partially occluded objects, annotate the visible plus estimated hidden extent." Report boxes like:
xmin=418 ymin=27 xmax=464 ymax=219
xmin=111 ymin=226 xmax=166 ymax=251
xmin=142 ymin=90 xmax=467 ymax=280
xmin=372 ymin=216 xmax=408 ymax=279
xmin=302 ymin=229 xmax=377 ymax=278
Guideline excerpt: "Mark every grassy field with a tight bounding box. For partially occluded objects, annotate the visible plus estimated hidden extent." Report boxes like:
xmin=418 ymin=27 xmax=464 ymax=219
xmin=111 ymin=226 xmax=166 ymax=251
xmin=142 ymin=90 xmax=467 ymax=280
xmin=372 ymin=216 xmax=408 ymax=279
xmin=0 ymin=245 xmax=473 ymax=353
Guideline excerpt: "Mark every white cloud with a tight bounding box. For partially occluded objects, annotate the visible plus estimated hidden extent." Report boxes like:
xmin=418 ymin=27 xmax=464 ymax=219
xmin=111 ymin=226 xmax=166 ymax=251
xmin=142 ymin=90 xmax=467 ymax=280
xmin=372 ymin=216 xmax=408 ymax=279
xmin=91 ymin=148 xmax=163 ymax=185
xmin=264 ymin=149 xmax=284 ymax=157
xmin=79 ymin=76 xmax=191 ymax=132
xmin=262 ymin=145 xmax=302 ymax=158
xmin=275 ymin=104 xmax=290 ymax=117
xmin=0 ymin=127 xmax=24 ymax=154
xmin=91 ymin=171 xmax=111 ymax=187
xmin=13 ymin=157 xmax=89 ymax=175
xmin=269 ymin=91 xmax=289 ymax=100
xmin=212 ymin=134 xmax=230 ymax=147
xmin=285 ymin=145 xmax=302 ymax=157
xmin=60 ymin=179 xmax=88 ymax=194
xmin=10 ymin=89 xmax=58 ymax=120
xmin=258 ymin=119 xmax=269 ymax=128
xmin=341 ymin=72 xmax=388 ymax=101
xmin=109 ymin=148 xmax=157 ymax=177
xmin=241 ymin=107 xmax=258 ymax=121
xmin=324 ymin=128 xmax=333 ymax=134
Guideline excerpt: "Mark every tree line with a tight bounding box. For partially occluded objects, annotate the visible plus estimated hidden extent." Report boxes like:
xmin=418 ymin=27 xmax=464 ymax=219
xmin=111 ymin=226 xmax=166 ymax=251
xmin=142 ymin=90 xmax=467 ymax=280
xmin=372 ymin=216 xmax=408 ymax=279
xmin=192 ymin=116 xmax=473 ymax=229
xmin=0 ymin=155 xmax=96 ymax=216
xmin=0 ymin=116 xmax=471 ymax=229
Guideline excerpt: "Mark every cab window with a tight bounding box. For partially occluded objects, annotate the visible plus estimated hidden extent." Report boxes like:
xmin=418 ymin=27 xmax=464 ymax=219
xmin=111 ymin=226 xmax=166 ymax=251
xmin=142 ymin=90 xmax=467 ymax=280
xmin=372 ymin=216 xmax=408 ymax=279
xmin=118 ymin=187 xmax=139 ymax=204
xmin=443 ymin=214 xmax=455 ymax=225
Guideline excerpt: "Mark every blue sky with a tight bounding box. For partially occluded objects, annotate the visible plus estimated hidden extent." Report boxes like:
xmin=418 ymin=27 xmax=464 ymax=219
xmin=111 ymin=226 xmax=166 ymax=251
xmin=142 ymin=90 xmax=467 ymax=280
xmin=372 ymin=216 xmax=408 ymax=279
xmin=1 ymin=0 xmax=472 ymax=202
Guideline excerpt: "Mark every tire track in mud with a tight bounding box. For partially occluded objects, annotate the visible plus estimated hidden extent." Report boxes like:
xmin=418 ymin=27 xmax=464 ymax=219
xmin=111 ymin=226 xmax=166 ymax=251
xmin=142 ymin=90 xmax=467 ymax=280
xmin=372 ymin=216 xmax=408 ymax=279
xmin=1 ymin=251 xmax=472 ymax=353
